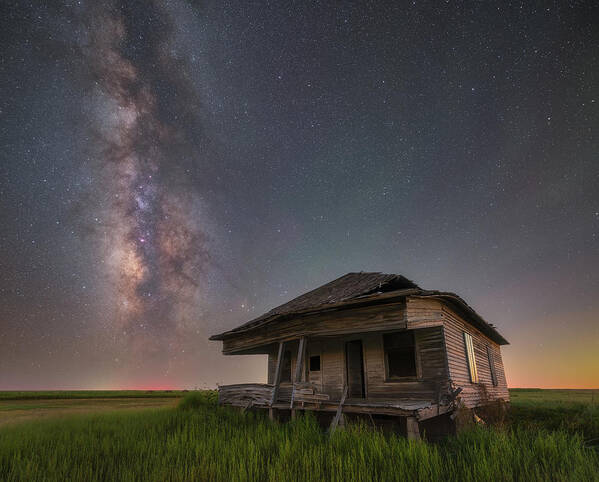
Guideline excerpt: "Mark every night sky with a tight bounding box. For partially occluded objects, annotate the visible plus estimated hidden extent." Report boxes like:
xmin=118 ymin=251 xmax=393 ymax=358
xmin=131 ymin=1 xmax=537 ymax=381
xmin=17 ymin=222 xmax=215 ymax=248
xmin=1 ymin=1 xmax=598 ymax=390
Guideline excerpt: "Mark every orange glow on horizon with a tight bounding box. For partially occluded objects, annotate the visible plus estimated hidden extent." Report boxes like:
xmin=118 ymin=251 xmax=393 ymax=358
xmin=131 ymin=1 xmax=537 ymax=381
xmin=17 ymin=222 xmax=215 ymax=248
xmin=120 ymin=384 xmax=179 ymax=391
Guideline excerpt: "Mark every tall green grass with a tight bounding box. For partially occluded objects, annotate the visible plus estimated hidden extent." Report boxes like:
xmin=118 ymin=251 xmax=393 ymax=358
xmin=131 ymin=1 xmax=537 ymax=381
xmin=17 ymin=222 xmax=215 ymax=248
xmin=509 ymin=389 xmax=599 ymax=441
xmin=0 ymin=391 xmax=597 ymax=481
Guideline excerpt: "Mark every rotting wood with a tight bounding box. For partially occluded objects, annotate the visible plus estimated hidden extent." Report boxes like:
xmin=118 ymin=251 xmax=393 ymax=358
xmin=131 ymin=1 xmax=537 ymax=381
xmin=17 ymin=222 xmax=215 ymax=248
xmin=329 ymin=385 xmax=348 ymax=433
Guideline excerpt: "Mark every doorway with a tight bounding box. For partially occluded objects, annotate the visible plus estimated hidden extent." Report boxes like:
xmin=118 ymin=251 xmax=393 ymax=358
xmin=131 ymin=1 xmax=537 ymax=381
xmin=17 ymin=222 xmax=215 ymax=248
xmin=307 ymin=343 xmax=322 ymax=392
xmin=345 ymin=340 xmax=365 ymax=398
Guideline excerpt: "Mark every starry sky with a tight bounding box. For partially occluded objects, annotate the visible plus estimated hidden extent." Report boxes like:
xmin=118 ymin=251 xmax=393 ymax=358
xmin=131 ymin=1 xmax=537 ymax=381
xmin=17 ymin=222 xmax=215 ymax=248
xmin=1 ymin=1 xmax=598 ymax=390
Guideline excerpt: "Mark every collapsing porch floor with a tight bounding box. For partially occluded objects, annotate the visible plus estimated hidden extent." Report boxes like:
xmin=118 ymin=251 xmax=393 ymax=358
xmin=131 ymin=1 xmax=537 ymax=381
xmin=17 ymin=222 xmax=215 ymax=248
xmin=216 ymin=384 xmax=453 ymax=420
xmin=267 ymin=398 xmax=451 ymax=421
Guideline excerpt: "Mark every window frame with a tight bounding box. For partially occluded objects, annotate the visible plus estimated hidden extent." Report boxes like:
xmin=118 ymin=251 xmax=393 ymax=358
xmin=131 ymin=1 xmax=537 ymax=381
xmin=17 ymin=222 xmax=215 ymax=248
xmin=463 ymin=332 xmax=479 ymax=383
xmin=487 ymin=345 xmax=498 ymax=387
xmin=383 ymin=331 xmax=419 ymax=382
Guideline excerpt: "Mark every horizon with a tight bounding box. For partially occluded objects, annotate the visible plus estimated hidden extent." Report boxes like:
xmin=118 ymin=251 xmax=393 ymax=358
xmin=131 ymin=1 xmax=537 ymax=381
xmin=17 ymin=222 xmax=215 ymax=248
xmin=2 ymin=386 xmax=599 ymax=391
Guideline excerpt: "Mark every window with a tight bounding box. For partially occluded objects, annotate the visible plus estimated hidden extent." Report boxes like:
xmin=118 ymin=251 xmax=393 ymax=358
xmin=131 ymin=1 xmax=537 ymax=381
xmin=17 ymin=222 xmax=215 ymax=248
xmin=281 ymin=350 xmax=292 ymax=383
xmin=384 ymin=331 xmax=417 ymax=379
xmin=487 ymin=345 xmax=498 ymax=386
xmin=464 ymin=332 xmax=479 ymax=383
xmin=309 ymin=355 xmax=320 ymax=372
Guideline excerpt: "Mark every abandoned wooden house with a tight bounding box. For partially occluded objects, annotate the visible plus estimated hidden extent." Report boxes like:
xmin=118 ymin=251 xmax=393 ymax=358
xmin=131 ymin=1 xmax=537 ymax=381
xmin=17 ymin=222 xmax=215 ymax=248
xmin=209 ymin=272 xmax=509 ymax=439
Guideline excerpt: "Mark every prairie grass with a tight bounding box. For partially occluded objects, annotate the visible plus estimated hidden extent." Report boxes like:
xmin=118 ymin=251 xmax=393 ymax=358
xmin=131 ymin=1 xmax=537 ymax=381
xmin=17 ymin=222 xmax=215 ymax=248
xmin=509 ymin=389 xmax=599 ymax=441
xmin=0 ymin=390 xmax=598 ymax=482
xmin=0 ymin=390 xmax=186 ymax=401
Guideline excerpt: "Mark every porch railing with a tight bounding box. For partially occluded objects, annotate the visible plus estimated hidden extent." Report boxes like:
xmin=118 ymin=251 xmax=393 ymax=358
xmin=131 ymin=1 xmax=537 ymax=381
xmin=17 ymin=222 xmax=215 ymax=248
xmin=217 ymin=383 xmax=274 ymax=407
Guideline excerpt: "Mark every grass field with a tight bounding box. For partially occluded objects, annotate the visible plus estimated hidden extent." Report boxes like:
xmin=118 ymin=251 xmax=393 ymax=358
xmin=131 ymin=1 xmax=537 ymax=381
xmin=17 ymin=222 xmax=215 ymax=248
xmin=0 ymin=390 xmax=186 ymax=400
xmin=0 ymin=389 xmax=597 ymax=481
xmin=0 ymin=397 xmax=180 ymax=428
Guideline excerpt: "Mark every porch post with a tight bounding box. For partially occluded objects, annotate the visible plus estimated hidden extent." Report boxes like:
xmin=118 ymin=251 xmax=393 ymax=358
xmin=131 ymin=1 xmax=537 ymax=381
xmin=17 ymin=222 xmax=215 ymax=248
xmin=294 ymin=336 xmax=306 ymax=383
xmin=406 ymin=417 xmax=420 ymax=441
xmin=290 ymin=336 xmax=306 ymax=417
xmin=269 ymin=341 xmax=285 ymax=419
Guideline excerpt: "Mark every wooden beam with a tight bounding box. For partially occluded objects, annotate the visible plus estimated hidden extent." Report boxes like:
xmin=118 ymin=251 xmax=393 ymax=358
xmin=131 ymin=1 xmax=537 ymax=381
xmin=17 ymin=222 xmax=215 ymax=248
xmin=406 ymin=417 xmax=420 ymax=440
xmin=294 ymin=336 xmax=306 ymax=383
xmin=329 ymin=385 xmax=348 ymax=433
xmin=242 ymin=400 xmax=253 ymax=413
xmin=290 ymin=336 xmax=306 ymax=411
xmin=270 ymin=342 xmax=285 ymax=406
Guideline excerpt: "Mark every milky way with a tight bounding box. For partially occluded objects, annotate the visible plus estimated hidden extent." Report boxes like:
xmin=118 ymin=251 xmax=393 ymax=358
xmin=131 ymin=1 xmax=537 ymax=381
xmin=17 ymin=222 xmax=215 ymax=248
xmin=78 ymin=1 xmax=214 ymax=374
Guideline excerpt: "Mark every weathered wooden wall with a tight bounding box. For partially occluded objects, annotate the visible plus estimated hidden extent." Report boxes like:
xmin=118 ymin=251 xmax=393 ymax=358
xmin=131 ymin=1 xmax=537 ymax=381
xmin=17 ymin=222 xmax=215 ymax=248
xmin=406 ymin=297 xmax=444 ymax=329
xmin=363 ymin=327 xmax=448 ymax=399
xmin=266 ymin=327 xmax=448 ymax=401
xmin=442 ymin=305 xmax=509 ymax=407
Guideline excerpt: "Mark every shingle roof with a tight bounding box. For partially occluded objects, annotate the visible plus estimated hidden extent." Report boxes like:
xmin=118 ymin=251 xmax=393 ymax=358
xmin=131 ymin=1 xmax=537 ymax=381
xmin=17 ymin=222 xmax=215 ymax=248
xmin=210 ymin=272 xmax=509 ymax=345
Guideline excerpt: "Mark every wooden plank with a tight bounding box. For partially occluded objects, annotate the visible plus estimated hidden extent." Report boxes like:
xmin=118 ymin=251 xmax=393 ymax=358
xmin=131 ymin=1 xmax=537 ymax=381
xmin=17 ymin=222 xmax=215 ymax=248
xmin=295 ymin=388 xmax=315 ymax=395
xmin=270 ymin=342 xmax=285 ymax=406
xmin=329 ymin=385 xmax=348 ymax=433
xmin=271 ymin=402 xmax=416 ymax=417
xmin=294 ymin=393 xmax=330 ymax=402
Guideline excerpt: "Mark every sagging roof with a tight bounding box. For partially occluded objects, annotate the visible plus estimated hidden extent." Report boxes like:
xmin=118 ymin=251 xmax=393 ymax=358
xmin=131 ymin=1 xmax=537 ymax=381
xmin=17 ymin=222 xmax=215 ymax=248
xmin=210 ymin=272 xmax=509 ymax=345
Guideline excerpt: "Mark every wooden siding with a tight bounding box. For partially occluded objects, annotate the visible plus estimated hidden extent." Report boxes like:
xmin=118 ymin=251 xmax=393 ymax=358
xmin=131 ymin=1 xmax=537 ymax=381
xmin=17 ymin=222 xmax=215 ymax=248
xmin=364 ymin=328 xmax=448 ymax=399
xmin=405 ymin=297 xmax=445 ymax=329
xmin=222 ymin=302 xmax=407 ymax=353
xmin=442 ymin=305 xmax=509 ymax=407
xmin=321 ymin=338 xmax=346 ymax=399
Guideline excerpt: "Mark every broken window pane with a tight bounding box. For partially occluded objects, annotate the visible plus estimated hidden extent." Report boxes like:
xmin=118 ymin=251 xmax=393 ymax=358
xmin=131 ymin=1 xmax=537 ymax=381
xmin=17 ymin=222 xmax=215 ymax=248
xmin=384 ymin=331 xmax=416 ymax=378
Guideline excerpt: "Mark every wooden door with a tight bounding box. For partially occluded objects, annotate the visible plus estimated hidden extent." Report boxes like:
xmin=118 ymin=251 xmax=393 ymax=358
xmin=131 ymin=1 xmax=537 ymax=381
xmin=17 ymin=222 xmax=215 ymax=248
xmin=346 ymin=340 xmax=365 ymax=398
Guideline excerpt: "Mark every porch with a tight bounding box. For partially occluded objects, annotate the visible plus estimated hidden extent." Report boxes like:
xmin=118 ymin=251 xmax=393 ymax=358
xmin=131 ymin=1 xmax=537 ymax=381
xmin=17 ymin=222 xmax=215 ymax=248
xmin=216 ymin=380 xmax=454 ymax=439
xmin=216 ymin=333 xmax=457 ymax=438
